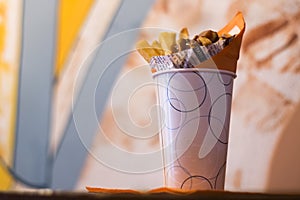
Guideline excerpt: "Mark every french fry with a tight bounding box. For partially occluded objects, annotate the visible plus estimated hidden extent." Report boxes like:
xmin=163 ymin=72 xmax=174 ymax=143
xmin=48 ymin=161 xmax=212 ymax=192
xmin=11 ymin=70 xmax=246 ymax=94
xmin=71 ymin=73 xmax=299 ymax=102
xmin=219 ymin=33 xmax=232 ymax=39
xmin=136 ymin=40 xmax=159 ymax=62
xmin=158 ymin=32 xmax=176 ymax=55
xmin=179 ymin=27 xmax=189 ymax=40
xmin=178 ymin=27 xmax=191 ymax=50
xmin=136 ymin=26 xmax=236 ymax=63
xmin=135 ymin=11 xmax=245 ymax=75
xmin=196 ymin=36 xmax=212 ymax=46
xmin=151 ymin=40 xmax=164 ymax=56
xmin=199 ymin=30 xmax=219 ymax=43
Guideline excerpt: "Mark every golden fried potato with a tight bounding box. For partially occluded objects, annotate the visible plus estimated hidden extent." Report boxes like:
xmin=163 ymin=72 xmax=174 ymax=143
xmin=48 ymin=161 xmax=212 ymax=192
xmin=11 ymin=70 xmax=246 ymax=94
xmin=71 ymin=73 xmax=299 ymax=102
xmin=179 ymin=27 xmax=189 ymax=39
xmin=151 ymin=40 xmax=164 ymax=56
xmin=178 ymin=28 xmax=191 ymax=50
xmin=199 ymin=30 xmax=219 ymax=43
xmin=136 ymin=40 xmax=159 ymax=62
xmin=219 ymin=33 xmax=232 ymax=39
xmin=158 ymin=32 xmax=176 ymax=55
xmin=196 ymin=36 xmax=212 ymax=46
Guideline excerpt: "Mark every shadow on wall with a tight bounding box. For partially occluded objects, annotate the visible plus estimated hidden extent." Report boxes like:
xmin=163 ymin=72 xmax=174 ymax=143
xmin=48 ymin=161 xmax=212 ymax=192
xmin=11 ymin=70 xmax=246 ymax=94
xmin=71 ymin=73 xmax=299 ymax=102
xmin=266 ymin=101 xmax=300 ymax=193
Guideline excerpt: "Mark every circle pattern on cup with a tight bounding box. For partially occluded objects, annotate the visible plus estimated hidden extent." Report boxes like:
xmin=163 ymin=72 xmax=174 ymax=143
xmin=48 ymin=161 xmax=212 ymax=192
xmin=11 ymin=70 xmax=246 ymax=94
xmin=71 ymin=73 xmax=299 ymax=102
xmin=156 ymin=70 xmax=234 ymax=190
xmin=167 ymin=72 xmax=207 ymax=113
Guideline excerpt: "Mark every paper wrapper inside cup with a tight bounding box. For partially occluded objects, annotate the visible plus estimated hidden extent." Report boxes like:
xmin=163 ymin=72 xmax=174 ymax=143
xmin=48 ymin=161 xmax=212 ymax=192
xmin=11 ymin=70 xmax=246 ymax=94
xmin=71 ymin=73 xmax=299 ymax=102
xmin=150 ymin=12 xmax=245 ymax=74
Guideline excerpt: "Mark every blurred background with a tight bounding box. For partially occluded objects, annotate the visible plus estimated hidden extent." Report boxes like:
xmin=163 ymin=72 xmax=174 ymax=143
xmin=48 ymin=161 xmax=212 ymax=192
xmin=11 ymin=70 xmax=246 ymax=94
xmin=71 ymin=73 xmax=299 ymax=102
xmin=0 ymin=0 xmax=300 ymax=193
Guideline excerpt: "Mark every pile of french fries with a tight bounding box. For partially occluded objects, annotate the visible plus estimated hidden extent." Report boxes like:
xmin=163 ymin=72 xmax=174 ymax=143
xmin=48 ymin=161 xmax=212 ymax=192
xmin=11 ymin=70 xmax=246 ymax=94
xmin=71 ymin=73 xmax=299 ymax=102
xmin=136 ymin=28 xmax=233 ymax=63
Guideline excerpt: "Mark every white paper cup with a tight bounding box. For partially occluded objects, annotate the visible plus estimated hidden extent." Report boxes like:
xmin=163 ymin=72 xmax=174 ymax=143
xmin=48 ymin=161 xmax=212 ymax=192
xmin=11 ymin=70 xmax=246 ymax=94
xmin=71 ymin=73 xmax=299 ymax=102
xmin=153 ymin=68 xmax=236 ymax=190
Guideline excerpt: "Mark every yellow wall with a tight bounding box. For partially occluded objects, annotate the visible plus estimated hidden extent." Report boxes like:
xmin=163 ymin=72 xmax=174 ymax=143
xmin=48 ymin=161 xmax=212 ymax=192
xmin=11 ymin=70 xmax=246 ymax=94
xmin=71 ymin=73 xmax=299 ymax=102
xmin=55 ymin=0 xmax=95 ymax=77
xmin=0 ymin=0 xmax=22 ymax=190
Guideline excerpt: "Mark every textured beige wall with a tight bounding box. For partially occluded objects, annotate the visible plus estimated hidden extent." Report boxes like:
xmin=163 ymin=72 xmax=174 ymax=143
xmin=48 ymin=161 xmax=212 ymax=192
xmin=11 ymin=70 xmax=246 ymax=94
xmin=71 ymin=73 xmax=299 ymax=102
xmin=78 ymin=0 xmax=300 ymax=192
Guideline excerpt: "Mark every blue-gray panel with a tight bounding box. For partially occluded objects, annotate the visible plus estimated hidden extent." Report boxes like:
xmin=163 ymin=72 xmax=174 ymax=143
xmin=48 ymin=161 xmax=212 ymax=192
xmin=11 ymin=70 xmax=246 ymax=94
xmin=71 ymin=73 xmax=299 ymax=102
xmin=52 ymin=0 xmax=154 ymax=189
xmin=14 ymin=0 xmax=57 ymax=187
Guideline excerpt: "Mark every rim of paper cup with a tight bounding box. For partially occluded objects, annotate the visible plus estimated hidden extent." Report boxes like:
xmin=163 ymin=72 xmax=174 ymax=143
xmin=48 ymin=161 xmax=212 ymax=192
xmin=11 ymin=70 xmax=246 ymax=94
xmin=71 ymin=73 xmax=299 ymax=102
xmin=152 ymin=68 xmax=237 ymax=78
